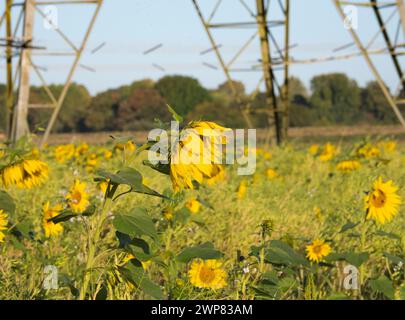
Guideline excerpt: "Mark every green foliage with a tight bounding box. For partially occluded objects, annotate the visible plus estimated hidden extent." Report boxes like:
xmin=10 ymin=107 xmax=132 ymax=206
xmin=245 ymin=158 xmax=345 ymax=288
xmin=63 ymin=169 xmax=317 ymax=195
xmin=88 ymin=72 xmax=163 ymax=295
xmin=114 ymin=208 xmax=158 ymax=240
xmin=176 ymin=242 xmax=223 ymax=263
xmin=310 ymin=73 xmax=361 ymax=124
xmin=28 ymin=83 xmax=91 ymax=132
xmin=155 ymin=75 xmax=210 ymax=116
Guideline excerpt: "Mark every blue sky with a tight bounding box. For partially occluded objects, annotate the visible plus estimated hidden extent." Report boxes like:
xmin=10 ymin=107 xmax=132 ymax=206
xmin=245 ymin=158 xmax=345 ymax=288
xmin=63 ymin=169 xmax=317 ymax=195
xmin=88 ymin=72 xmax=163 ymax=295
xmin=1 ymin=0 xmax=403 ymax=95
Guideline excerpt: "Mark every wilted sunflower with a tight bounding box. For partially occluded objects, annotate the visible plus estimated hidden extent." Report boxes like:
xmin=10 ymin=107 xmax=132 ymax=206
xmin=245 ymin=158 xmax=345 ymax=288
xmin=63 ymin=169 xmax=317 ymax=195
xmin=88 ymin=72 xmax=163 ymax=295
xmin=42 ymin=202 xmax=64 ymax=238
xmin=185 ymin=199 xmax=201 ymax=214
xmin=0 ymin=209 xmax=8 ymax=243
xmin=188 ymin=259 xmax=227 ymax=289
xmin=66 ymin=179 xmax=90 ymax=213
xmin=170 ymin=121 xmax=230 ymax=192
xmin=336 ymin=160 xmax=361 ymax=172
xmin=0 ymin=159 xmax=48 ymax=189
xmin=306 ymin=239 xmax=331 ymax=263
xmin=365 ymin=177 xmax=401 ymax=224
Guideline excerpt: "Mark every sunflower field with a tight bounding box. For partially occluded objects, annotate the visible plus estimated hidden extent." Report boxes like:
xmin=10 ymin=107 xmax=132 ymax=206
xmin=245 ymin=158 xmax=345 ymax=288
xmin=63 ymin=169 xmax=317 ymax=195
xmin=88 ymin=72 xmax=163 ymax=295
xmin=1 ymin=113 xmax=405 ymax=300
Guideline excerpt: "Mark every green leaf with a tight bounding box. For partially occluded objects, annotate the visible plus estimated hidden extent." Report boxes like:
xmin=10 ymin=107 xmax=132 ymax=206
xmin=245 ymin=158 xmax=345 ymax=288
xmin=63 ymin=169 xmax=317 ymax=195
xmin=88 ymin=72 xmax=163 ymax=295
xmin=0 ymin=190 xmax=15 ymax=215
xmin=167 ymin=104 xmax=183 ymax=123
xmin=374 ymin=230 xmax=401 ymax=240
xmin=383 ymin=252 xmax=404 ymax=265
xmin=142 ymin=160 xmax=170 ymax=175
xmin=49 ymin=205 xmax=96 ymax=224
xmin=127 ymin=238 xmax=152 ymax=261
xmin=119 ymin=263 xmax=163 ymax=299
xmin=113 ymin=208 xmax=157 ymax=240
xmin=261 ymin=271 xmax=279 ymax=286
xmin=369 ymin=276 xmax=395 ymax=299
xmin=326 ymin=252 xmax=369 ymax=268
xmin=339 ymin=220 xmax=360 ymax=233
xmin=97 ymin=167 xmax=168 ymax=199
xmin=265 ymin=240 xmax=309 ymax=267
xmin=176 ymin=242 xmax=223 ymax=263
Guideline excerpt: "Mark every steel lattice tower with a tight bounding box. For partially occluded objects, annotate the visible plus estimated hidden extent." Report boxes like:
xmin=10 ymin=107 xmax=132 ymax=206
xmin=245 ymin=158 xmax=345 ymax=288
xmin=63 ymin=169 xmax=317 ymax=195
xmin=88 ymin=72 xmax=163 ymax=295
xmin=2 ymin=0 xmax=405 ymax=146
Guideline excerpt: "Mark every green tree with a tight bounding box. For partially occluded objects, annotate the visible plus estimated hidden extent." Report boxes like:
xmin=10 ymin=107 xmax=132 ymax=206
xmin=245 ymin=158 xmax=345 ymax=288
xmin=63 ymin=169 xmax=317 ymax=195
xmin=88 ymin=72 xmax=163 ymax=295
xmin=115 ymin=88 xmax=169 ymax=130
xmin=361 ymin=81 xmax=397 ymax=124
xmin=310 ymin=73 xmax=361 ymax=124
xmin=155 ymin=75 xmax=210 ymax=116
xmin=28 ymin=83 xmax=91 ymax=132
xmin=83 ymin=79 xmax=155 ymax=131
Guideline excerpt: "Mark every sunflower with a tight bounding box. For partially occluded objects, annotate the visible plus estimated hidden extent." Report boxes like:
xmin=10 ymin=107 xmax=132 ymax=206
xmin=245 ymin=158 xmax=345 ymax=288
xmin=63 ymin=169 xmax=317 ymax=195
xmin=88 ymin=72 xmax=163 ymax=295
xmin=186 ymin=199 xmax=201 ymax=214
xmin=0 ymin=209 xmax=8 ymax=243
xmin=306 ymin=239 xmax=332 ymax=263
xmin=318 ymin=143 xmax=337 ymax=161
xmin=266 ymin=168 xmax=278 ymax=179
xmin=66 ymin=179 xmax=90 ymax=213
xmin=378 ymin=140 xmax=396 ymax=153
xmin=98 ymin=180 xmax=109 ymax=195
xmin=1 ymin=163 xmax=23 ymax=187
xmin=336 ymin=160 xmax=361 ymax=172
xmin=42 ymin=202 xmax=64 ymax=238
xmin=206 ymin=165 xmax=226 ymax=186
xmin=162 ymin=207 xmax=174 ymax=220
xmin=170 ymin=121 xmax=230 ymax=192
xmin=74 ymin=143 xmax=89 ymax=158
xmin=237 ymin=180 xmax=247 ymax=199
xmin=188 ymin=259 xmax=227 ymax=289
xmin=54 ymin=144 xmax=75 ymax=163
xmin=365 ymin=177 xmax=401 ymax=224
xmin=19 ymin=160 xmax=49 ymax=188
xmin=0 ymin=160 xmax=48 ymax=189
xmin=356 ymin=143 xmax=380 ymax=158
xmin=308 ymin=144 xmax=319 ymax=155
xmin=103 ymin=150 xmax=113 ymax=160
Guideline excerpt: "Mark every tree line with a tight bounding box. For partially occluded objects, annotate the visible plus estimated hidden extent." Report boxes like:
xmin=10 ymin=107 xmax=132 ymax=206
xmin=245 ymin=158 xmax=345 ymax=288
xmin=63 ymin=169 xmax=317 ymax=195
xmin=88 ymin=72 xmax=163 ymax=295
xmin=0 ymin=73 xmax=399 ymax=133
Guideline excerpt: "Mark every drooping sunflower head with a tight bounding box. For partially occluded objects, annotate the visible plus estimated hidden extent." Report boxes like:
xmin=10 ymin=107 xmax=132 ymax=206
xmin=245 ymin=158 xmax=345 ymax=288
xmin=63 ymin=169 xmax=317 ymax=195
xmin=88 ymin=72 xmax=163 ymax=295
xmin=188 ymin=259 xmax=227 ymax=289
xmin=42 ymin=202 xmax=64 ymax=238
xmin=170 ymin=121 xmax=230 ymax=192
xmin=306 ymin=239 xmax=332 ymax=263
xmin=66 ymin=179 xmax=90 ymax=213
xmin=18 ymin=160 xmax=49 ymax=189
xmin=365 ymin=177 xmax=401 ymax=224
xmin=0 ymin=159 xmax=49 ymax=189
xmin=0 ymin=209 xmax=9 ymax=243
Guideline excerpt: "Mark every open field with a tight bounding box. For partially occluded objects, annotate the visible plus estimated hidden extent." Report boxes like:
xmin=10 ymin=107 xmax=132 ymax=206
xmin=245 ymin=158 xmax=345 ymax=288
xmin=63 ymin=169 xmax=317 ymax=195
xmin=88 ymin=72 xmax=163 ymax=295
xmin=1 ymin=123 xmax=405 ymax=300
xmin=2 ymin=125 xmax=405 ymax=146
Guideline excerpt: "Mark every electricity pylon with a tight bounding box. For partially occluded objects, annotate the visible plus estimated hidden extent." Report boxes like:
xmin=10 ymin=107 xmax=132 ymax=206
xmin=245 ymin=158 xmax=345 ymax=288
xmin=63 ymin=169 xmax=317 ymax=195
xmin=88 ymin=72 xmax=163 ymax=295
xmin=333 ymin=0 xmax=405 ymax=129
xmin=193 ymin=0 xmax=405 ymax=144
xmin=191 ymin=0 xmax=290 ymax=145
xmin=0 ymin=0 xmax=103 ymax=146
